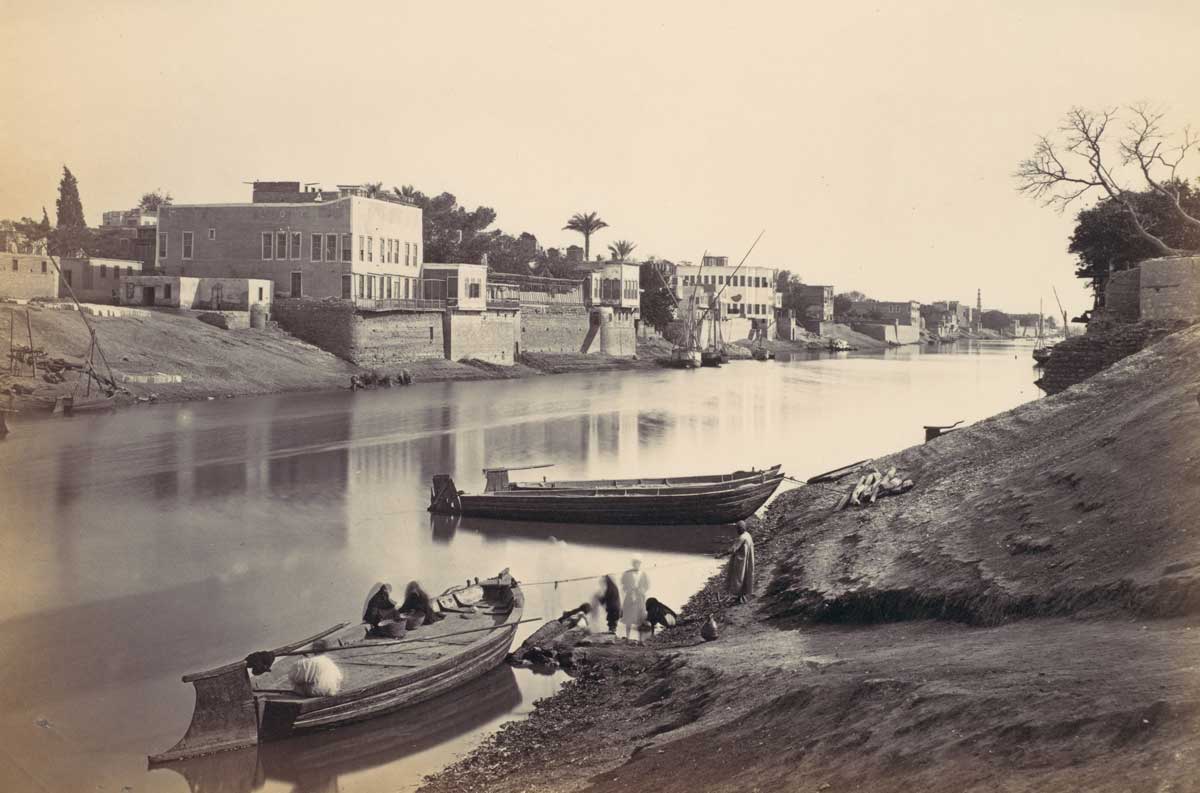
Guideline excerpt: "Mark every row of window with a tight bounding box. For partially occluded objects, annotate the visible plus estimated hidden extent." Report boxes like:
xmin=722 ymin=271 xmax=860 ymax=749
xmin=682 ymin=273 xmax=770 ymax=289
xmin=10 ymin=259 xmax=134 ymax=279
xmin=156 ymin=230 xmax=419 ymax=267
xmin=11 ymin=258 xmax=48 ymax=273
xmin=342 ymin=273 xmax=420 ymax=300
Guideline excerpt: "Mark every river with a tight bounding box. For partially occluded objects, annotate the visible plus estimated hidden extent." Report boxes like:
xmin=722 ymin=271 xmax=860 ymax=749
xmin=0 ymin=340 xmax=1041 ymax=792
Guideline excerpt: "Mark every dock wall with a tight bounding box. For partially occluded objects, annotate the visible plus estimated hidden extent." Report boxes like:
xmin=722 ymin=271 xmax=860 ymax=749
xmin=444 ymin=310 xmax=518 ymax=364
xmin=520 ymin=304 xmax=594 ymax=354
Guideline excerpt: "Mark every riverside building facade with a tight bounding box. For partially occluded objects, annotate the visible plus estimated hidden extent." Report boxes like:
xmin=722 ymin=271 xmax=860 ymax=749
xmin=156 ymin=182 xmax=423 ymax=302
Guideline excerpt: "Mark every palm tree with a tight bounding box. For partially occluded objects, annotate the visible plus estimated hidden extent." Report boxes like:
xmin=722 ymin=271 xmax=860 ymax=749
xmin=608 ymin=239 xmax=637 ymax=261
xmin=563 ymin=211 xmax=608 ymax=261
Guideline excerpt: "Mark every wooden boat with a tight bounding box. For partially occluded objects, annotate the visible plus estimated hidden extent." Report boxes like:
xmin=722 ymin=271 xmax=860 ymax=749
xmin=429 ymin=466 xmax=784 ymax=525
xmin=828 ymin=338 xmax=851 ymax=352
xmin=700 ymin=349 xmax=725 ymax=367
xmin=666 ymin=347 xmax=702 ymax=368
xmin=149 ymin=570 xmax=524 ymax=764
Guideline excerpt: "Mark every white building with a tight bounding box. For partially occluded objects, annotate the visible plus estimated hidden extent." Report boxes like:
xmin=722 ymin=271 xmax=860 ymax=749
xmin=674 ymin=263 xmax=780 ymax=321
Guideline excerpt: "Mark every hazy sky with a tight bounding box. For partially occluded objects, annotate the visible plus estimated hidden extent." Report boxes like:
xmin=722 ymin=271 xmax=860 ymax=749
xmin=3 ymin=0 xmax=1198 ymax=314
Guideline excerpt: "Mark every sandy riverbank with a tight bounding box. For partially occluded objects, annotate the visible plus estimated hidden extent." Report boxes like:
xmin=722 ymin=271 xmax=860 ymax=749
xmin=420 ymin=324 xmax=1200 ymax=793
xmin=0 ymin=304 xmax=677 ymax=417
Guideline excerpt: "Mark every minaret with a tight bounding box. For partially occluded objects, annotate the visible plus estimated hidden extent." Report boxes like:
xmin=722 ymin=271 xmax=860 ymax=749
xmin=975 ymin=289 xmax=982 ymax=332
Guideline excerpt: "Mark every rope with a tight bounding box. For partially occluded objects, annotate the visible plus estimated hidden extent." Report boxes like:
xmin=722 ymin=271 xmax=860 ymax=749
xmin=521 ymin=555 xmax=722 ymax=588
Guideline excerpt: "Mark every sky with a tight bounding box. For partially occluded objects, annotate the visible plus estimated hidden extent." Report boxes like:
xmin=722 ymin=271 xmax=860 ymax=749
xmin=2 ymin=0 xmax=1198 ymax=316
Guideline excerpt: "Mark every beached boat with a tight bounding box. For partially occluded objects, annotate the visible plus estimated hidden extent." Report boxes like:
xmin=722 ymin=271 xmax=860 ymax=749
xmin=429 ymin=466 xmax=784 ymax=525
xmin=149 ymin=571 xmax=524 ymax=764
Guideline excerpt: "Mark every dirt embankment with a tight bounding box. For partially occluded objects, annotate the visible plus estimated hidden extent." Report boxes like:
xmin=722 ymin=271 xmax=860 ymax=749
xmin=422 ymin=325 xmax=1200 ymax=793
xmin=0 ymin=305 xmax=675 ymax=415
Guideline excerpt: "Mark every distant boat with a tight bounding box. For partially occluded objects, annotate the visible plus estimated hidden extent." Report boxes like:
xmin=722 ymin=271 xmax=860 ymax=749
xmin=429 ymin=465 xmax=785 ymax=525
xmin=149 ymin=571 xmax=523 ymax=764
xmin=828 ymin=338 xmax=851 ymax=352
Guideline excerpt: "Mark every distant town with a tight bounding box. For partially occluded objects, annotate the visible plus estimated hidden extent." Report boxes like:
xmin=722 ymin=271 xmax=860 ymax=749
xmin=1 ymin=173 xmax=1058 ymax=381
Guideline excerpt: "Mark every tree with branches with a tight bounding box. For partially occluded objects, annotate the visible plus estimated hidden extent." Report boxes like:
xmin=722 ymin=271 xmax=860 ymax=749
xmin=138 ymin=190 xmax=173 ymax=213
xmin=563 ymin=211 xmax=608 ymax=261
xmin=1014 ymin=105 xmax=1200 ymax=258
xmin=608 ymin=239 xmax=636 ymax=261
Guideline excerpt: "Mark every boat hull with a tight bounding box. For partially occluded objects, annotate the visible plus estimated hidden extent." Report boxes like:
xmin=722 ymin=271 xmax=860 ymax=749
xmin=150 ymin=573 xmax=522 ymax=764
xmin=452 ymin=476 xmax=783 ymax=525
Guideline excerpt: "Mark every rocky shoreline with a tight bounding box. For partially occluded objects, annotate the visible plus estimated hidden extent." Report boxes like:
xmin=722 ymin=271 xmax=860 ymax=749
xmin=419 ymin=324 xmax=1200 ymax=793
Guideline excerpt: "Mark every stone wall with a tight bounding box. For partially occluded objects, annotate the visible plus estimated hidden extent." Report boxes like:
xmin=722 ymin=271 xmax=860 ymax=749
xmin=850 ymin=320 xmax=920 ymax=345
xmin=1 ymin=253 xmax=58 ymax=299
xmin=520 ymin=304 xmax=593 ymax=354
xmin=1140 ymin=256 xmax=1200 ymax=321
xmin=596 ymin=307 xmax=637 ymax=356
xmin=1036 ymin=321 xmax=1182 ymax=395
xmin=445 ymin=310 xmax=518 ymax=364
xmin=1104 ymin=268 xmax=1141 ymax=321
xmin=272 ymin=298 xmax=357 ymax=360
xmin=353 ymin=310 xmax=445 ymax=367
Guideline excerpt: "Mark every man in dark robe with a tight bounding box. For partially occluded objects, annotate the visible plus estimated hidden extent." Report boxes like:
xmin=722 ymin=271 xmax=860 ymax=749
xmin=363 ymin=583 xmax=397 ymax=627
xmin=598 ymin=575 xmax=622 ymax=634
xmin=725 ymin=521 xmax=756 ymax=604
xmin=401 ymin=580 xmax=444 ymax=625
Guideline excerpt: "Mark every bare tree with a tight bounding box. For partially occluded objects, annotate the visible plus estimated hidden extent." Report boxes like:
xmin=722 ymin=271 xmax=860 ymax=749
xmin=1015 ymin=106 xmax=1200 ymax=256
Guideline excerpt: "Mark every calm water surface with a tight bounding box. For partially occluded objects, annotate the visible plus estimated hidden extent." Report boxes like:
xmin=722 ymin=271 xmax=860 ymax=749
xmin=0 ymin=341 xmax=1041 ymax=792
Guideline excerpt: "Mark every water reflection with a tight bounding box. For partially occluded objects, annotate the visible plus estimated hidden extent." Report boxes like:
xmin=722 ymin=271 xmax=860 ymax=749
xmin=156 ymin=666 xmax=523 ymax=793
xmin=0 ymin=342 xmax=1039 ymax=793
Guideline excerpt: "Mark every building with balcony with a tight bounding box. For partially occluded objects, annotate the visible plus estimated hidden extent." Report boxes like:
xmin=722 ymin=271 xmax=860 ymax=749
xmin=155 ymin=181 xmax=422 ymax=301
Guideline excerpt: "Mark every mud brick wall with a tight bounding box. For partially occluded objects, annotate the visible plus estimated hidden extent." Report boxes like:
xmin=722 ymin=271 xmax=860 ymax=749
xmin=445 ymin=310 xmax=518 ymax=364
xmin=1036 ymin=322 xmax=1179 ymax=395
xmin=1 ymin=253 xmax=58 ymax=299
xmin=598 ymin=309 xmax=637 ymax=356
xmin=520 ymin=304 xmax=593 ymax=354
xmin=1104 ymin=268 xmax=1141 ymax=320
xmin=353 ymin=310 xmax=445 ymax=366
xmin=271 ymin=298 xmax=356 ymax=359
xmin=1140 ymin=257 xmax=1200 ymax=321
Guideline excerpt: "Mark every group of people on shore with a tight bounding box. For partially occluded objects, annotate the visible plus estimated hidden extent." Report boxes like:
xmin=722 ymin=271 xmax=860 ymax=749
xmin=565 ymin=519 xmax=756 ymax=639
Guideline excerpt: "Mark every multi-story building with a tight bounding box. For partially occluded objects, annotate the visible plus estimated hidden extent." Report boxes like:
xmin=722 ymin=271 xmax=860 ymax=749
xmin=795 ymin=284 xmax=834 ymax=322
xmin=674 ymin=262 xmax=780 ymax=322
xmin=155 ymin=181 xmax=423 ymax=301
xmin=848 ymin=299 xmax=921 ymax=326
xmin=575 ymin=261 xmax=641 ymax=313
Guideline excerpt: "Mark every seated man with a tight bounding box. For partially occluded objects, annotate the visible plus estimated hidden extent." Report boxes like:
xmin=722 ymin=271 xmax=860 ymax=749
xmin=363 ymin=583 xmax=398 ymax=627
xmin=400 ymin=581 xmax=445 ymax=626
xmin=644 ymin=597 xmax=678 ymax=635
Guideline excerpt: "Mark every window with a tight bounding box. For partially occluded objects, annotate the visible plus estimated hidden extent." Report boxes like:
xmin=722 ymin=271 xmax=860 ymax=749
xmin=291 ymin=232 xmax=302 ymax=260
xmin=275 ymin=232 xmax=286 ymax=262
xmin=41 ymin=261 xmax=47 ymax=273
xmin=367 ymin=236 xmax=373 ymax=262
xmin=262 ymin=232 xmax=273 ymax=260
xmin=359 ymin=235 xmax=364 ymax=261
xmin=325 ymin=233 xmax=338 ymax=262
xmin=164 ymin=284 xmax=173 ymax=300
xmin=258 ymin=287 xmax=264 ymax=301
xmin=10 ymin=259 xmax=16 ymax=271
xmin=468 ymin=281 xmax=481 ymax=298
xmin=208 ymin=228 xmax=216 ymax=240
xmin=366 ymin=275 xmax=373 ymax=298
xmin=341 ymin=234 xmax=352 ymax=262
xmin=311 ymin=233 xmax=321 ymax=262
xmin=357 ymin=274 xmax=364 ymax=297
xmin=100 ymin=264 xmax=107 ymax=278
xmin=183 ymin=231 xmax=194 ymax=260
xmin=386 ymin=278 xmax=392 ymax=299
xmin=63 ymin=269 xmax=72 ymax=285
xmin=159 ymin=232 xmax=168 ymax=259
xmin=125 ymin=284 xmax=135 ymax=299
xmin=379 ymin=238 xmax=385 ymax=264
xmin=341 ymin=275 xmax=352 ymax=299
xmin=389 ymin=239 xmax=396 ymax=264
xmin=413 ymin=243 xmax=418 ymax=265
xmin=405 ymin=242 xmax=411 ymax=266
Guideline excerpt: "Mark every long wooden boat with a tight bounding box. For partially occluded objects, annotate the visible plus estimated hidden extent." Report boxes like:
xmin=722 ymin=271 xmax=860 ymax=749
xmin=429 ymin=467 xmax=783 ymax=525
xmin=149 ymin=570 xmax=524 ymax=764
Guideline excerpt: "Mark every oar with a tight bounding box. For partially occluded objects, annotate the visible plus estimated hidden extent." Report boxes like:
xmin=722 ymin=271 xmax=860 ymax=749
xmin=276 ymin=617 xmax=543 ymax=657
